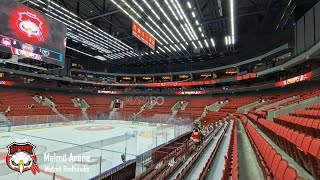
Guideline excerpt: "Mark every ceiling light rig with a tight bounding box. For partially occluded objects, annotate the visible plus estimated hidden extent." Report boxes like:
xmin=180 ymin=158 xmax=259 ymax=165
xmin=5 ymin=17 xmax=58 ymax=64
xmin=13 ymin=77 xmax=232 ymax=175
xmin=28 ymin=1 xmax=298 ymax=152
xmin=111 ymin=0 xmax=178 ymax=61
xmin=183 ymin=1 xmax=217 ymax=52
xmin=108 ymin=0 xmax=216 ymax=57
xmin=111 ymin=0 xmax=188 ymax=57
xmin=26 ymin=0 xmax=141 ymax=61
xmin=225 ymin=0 xmax=236 ymax=50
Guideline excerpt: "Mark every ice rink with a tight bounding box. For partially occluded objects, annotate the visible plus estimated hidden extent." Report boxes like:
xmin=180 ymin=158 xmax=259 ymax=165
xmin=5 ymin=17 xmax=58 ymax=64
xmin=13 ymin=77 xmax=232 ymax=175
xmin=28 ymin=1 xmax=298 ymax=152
xmin=0 ymin=120 xmax=190 ymax=180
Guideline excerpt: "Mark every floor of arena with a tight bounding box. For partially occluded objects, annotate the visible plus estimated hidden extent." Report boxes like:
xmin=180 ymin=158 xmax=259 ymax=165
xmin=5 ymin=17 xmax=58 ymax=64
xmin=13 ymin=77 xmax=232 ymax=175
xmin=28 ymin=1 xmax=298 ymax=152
xmin=0 ymin=120 xmax=183 ymax=180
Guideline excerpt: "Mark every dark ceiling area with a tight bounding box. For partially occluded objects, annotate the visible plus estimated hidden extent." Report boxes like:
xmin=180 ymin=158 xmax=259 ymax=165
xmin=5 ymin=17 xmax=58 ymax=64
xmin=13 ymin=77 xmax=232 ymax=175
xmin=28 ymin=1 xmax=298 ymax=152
xmin=21 ymin=0 xmax=320 ymax=73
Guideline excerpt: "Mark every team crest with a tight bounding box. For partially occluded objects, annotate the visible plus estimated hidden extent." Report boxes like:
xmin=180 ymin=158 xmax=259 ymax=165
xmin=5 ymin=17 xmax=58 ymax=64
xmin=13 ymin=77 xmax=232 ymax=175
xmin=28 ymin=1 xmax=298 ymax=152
xmin=17 ymin=12 xmax=44 ymax=41
xmin=6 ymin=142 xmax=40 ymax=175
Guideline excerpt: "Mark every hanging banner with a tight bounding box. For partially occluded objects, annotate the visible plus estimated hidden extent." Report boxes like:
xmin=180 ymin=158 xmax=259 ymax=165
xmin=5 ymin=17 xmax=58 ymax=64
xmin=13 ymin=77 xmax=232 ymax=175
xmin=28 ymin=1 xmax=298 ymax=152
xmin=132 ymin=20 xmax=156 ymax=50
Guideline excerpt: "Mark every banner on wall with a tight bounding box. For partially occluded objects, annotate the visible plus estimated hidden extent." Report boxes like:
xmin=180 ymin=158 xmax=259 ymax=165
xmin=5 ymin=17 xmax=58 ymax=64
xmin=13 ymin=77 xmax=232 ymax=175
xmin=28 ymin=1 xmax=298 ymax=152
xmin=0 ymin=81 xmax=14 ymax=86
xmin=175 ymin=91 xmax=207 ymax=95
xmin=147 ymin=79 xmax=216 ymax=87
xmin=132 ymin=20 xmax=156 ymax=50
xmin=97 ymin=90 xmax=121 ymax=94
xmin=275 ymin=72 xmax=312 ymax=87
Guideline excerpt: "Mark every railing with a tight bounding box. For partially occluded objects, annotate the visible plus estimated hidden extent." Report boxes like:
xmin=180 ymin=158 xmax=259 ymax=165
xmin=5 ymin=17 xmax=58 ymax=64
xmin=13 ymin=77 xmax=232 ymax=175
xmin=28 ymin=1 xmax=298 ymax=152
xmin=7 ymin=114 xmax=93 ymax=126
xmin=5 ymin=111 xmax=194 ymax=127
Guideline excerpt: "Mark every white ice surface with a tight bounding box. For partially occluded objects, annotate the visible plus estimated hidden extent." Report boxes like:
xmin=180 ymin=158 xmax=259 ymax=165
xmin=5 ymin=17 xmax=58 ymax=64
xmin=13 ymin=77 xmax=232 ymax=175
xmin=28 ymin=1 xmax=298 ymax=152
xmin=0 ymin=121 xmax=180 ymax=180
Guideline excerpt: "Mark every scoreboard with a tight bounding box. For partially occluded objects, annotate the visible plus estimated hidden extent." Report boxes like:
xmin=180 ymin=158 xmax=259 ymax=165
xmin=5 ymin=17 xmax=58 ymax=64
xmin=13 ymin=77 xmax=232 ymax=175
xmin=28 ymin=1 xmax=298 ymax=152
xmin=0 ymin=0 xmax=67 ymax=67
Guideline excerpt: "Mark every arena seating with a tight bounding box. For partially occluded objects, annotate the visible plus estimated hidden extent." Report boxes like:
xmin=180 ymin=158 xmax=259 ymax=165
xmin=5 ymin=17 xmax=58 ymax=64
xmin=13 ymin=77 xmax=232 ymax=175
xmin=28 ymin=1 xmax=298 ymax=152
xmin=138 ymin=98 xmax=179 ymax=119
xmin=240 ymin=116 xmax=300 ymax=180
xmin=251 ymin=93 xmax=298 ymax=113
xmin=83 ymin=96 xmax=112 ymax=117
xmin=308 ymin=103 xmax=320 ymax=110
xmin=203 ymin=111 xmax=229 ymax=124
xmin=50 ymin=94 xmax=82 ymax=115
xmin=219 ymin=97 xmax=259 ymax=113
xmin=115 ymin=98 xmax=147 ymax=119
xmin=203 ymin=97 xmax=258 ymax=125
xmin=0 ymin=90 xmax=55 ymax=117
xmin=291 ymin=109 xmax=320 ymax=119
xmin=248 ymin=115 xmax=320 ymax=179
xmin=275 ymin=115 xmax=320 ymax=138
xmin=176 ymin=98 xmax=223 ymax=120
xmin=261 ymin=90 xmax=320 ymax=112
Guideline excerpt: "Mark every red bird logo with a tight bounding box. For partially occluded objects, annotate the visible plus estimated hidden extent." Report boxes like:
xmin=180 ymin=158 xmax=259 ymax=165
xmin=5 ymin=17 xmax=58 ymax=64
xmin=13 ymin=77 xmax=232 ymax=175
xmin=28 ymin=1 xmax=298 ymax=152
xmin=6 ymin=142 xmax=40 ymax=175
xmin=16 ymin=12 xmax=44 ymax=41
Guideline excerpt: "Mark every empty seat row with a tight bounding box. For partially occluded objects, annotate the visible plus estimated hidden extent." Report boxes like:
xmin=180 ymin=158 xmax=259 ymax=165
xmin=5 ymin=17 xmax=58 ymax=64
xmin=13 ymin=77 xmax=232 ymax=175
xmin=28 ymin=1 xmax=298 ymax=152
xmin=291 ymin=109 xmax=320 ymax=119
xmin=240 ymin=116 xmax=300 ymax=180
xmin=275 ymin=114 xmax=320 ymax=138
xmin=309 ymin=103 xmax=320 ymax=110
xmin=255 ymin=118 xmax=320 ymax=179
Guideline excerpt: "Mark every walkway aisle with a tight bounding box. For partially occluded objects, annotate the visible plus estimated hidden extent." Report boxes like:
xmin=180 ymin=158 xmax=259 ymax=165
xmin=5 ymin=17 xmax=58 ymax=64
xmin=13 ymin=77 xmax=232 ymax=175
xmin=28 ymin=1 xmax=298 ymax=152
xmin=184 ymin=122 xmax=230 ymax=180
xmin=169 ymin=124 xmax=225 ymax=180
xmin=206 ymin=121 xmax=233 ymax=180
xmin=237 ymin=119 xmax=265 ymax=180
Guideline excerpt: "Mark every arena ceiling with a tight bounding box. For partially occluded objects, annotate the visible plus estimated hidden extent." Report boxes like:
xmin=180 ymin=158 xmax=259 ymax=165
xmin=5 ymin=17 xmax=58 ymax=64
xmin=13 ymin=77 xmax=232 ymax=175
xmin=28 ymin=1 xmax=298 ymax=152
xmin=20 ymin=0 xmax=319 ymax=70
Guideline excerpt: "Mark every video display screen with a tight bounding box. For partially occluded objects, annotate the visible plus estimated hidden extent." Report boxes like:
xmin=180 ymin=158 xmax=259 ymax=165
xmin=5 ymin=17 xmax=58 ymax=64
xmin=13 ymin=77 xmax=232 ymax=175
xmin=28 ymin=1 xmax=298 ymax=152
xmin=0 ymin=0 xmax=67 ymax=66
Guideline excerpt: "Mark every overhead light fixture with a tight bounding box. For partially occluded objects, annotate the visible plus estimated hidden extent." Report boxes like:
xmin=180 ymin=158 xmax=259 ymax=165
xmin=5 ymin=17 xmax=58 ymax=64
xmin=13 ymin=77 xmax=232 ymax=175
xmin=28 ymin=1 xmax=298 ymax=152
xmin=42 ymin=0 xmax=134 ymax=56
xmin=204 ymin=39 xmax=209 ymax=48
xmin=230 ymin=0 xmax=235 ymax=44
xmin=225 ymin=36 xmax=229 ymax=45
xmin=180 ymin=43 xmax=186 ymax=50
xmin=192 ymin=41 xmax=197 ymax=49
xmin=198 ymin=41 xmax=203 ymax=48
xmin=210 ymin=38 xmax=215 ymax=47
xmin=172 ymin=0 xmax=200 ymax=42
xmin=67 ymin=46 xmax=93 ymax=57
xmin=195 ymin=20 xmax=199 ymax=25
xmin=170 ymin=45 xmax=177 ymax=52
xmin=132 ymin=0 xmax=144 ymax=12
xmin=164 ymin=46 xmax=172 ymax=52
xmin=198 ymin=27 xmax=202 ymax=32
xmin=29 ymin=1 xmax=40 ymax=7
xmin=155 ymin=1 xmax=187 ymax=42
xmin=158 ymin=47 xmax=166 ymax=53
xmin=94 ymin=55 xmax=107 ymax=61
xmin=187 ymin=2 xmax=191 ymax=9
xmin=192 ymin=12 xmax=195 ymax=17
xmin=201 ymin=33 xmax=204 ymax=37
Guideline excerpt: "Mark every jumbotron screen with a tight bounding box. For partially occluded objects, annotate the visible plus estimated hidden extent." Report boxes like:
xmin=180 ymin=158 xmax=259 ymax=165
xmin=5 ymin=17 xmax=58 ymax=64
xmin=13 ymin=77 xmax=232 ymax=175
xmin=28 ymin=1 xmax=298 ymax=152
xmin=0 ymin=0 xmax=67 ymax=66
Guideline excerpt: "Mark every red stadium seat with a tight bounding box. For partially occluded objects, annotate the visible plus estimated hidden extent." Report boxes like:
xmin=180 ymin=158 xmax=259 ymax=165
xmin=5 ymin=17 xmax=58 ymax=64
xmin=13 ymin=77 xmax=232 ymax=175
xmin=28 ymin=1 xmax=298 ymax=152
xmin=284 ymin=167 xmax=298 ymax=180
xmin=275 ymin=160 xmax=289 ymax=180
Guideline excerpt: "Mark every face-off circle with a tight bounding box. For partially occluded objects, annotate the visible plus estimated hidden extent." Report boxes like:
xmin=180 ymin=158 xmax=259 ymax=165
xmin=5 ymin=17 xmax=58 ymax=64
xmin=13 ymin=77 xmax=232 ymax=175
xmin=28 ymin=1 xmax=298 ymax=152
xmin=75 ymin=125 xmax=115 ymax=131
